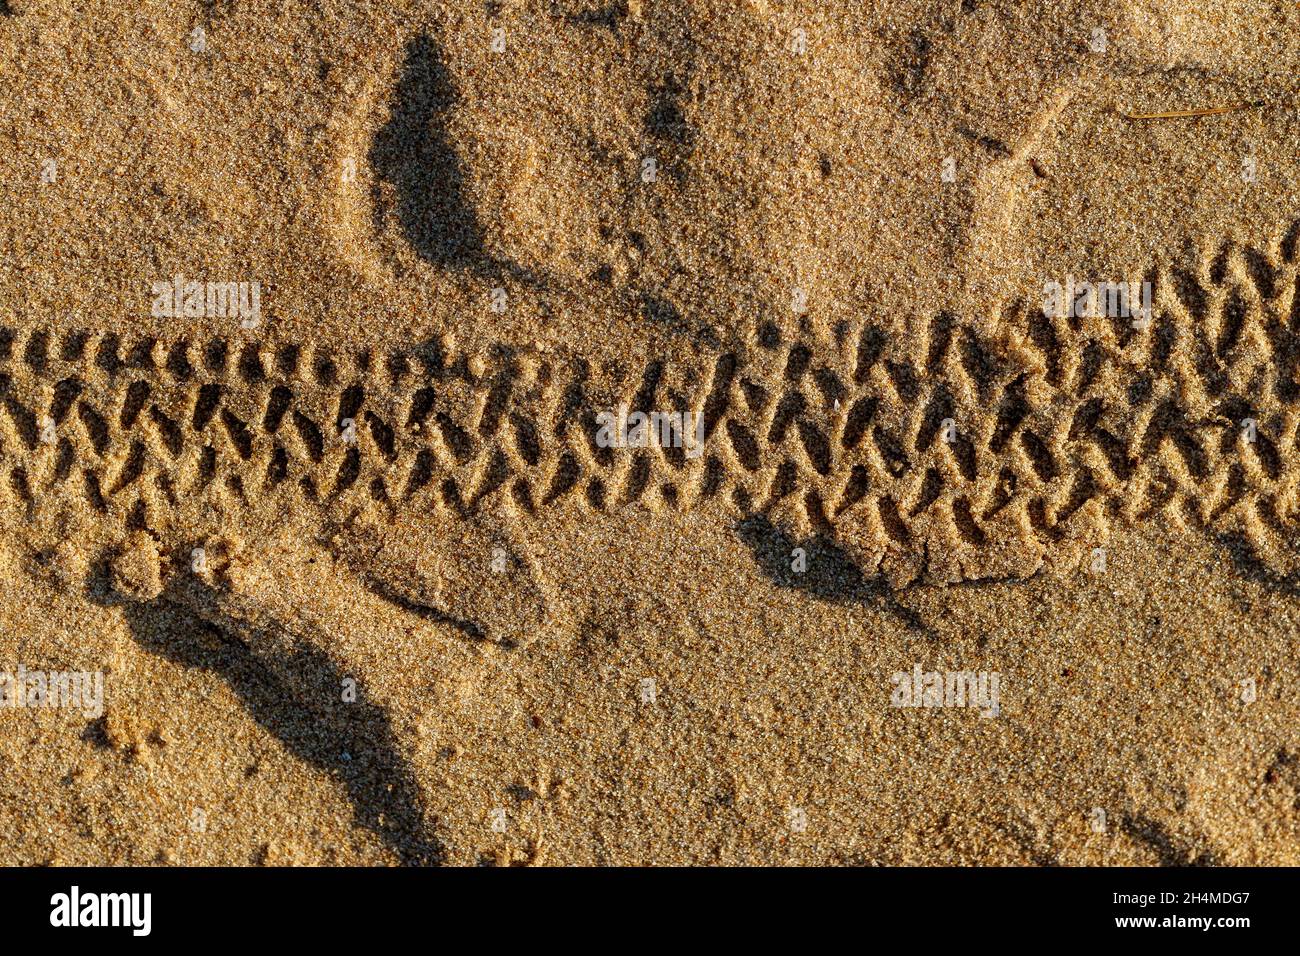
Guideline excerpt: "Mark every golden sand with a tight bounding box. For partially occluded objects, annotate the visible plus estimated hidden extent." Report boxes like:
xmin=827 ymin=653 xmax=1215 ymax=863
xmin=0 ymin=0 xmax=1297 ymax=864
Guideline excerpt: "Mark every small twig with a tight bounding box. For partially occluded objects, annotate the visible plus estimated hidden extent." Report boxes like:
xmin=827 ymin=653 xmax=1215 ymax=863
xmin=1119 ymin=101 xmax=1264 ymax=120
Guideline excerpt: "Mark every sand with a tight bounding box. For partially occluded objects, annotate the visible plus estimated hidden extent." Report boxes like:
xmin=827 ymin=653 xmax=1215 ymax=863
xmin=0 ymin=0 xmax=1297 ymax=865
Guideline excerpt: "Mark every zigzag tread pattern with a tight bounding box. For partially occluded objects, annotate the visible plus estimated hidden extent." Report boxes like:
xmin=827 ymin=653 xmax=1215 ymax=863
xmin=2 ymin=222 xmax=1299 ymax=586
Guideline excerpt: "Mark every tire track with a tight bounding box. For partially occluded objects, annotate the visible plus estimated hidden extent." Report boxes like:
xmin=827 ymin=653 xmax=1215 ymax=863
xmin=2 ymin=221 xmax=1298 ymax=586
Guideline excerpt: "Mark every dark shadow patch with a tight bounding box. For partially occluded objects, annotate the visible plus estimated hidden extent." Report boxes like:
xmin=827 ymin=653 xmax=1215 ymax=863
xmin=956 ymin=125 xmax=1011 ymax=157
xmin=361 ymin=574 xmax=487 ymax=642
xmin=1119 ymin=814 xmax=1220 ymax=867
xmin=645 ymin=72 xmax=694 ymax=150
xmin=560 ymin=1 xmax=630 ymax=34
xmin=199 ymin=0 xmax=237 ymax=21
xmin=890 ymin=28 xmax=932 ymax=103
xmin=370 ymin=33 xmax=523 ymax=280
xmin=639 ymin=292 xmax=718 ymax=346
xmin=112 ymin=596 xmax=445 ymax=866
xmin=1217 ymin=532 xmax=1300 ymax=598
xmin=735 ymin=514 xmax=933 ymax=637
xmin=992 ymin=819 xmax=1059 ymax=867
xmin=639 ymin=293 xmax=682 ymax=331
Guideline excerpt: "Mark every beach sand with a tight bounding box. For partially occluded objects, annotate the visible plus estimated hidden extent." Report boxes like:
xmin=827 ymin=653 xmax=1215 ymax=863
xmin=0 ymin=0 xmax=1297 ymax=864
